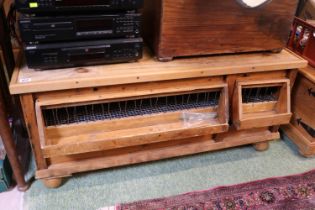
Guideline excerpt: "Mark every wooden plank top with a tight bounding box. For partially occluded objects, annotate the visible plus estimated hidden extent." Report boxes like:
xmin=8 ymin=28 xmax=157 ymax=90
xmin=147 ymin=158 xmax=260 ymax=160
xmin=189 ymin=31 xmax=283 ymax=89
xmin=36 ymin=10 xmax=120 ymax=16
xmin=10 ymin=48 xmax=307 ymax=95
xmin=299 ymin=65 xmax=315 ymax=83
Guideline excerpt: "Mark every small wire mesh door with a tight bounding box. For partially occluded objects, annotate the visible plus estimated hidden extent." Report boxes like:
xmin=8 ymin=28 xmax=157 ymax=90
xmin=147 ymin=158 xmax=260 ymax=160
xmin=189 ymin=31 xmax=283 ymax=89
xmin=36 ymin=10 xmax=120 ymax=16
xmin=233 ymin=79 xmax=292 ymax=130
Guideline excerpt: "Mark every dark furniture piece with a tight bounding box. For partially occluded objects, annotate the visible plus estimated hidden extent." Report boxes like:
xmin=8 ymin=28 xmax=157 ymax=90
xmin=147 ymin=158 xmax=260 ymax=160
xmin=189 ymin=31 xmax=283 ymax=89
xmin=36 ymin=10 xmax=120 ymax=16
xmin=0 ymin=0 xmax=29 ymax=191
xmin=0 ymin=88 xmax=29 ymax=191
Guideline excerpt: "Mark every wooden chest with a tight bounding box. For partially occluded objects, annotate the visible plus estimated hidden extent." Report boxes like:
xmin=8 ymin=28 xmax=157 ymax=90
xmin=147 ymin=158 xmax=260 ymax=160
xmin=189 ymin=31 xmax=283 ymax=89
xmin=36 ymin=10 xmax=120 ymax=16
xmin=143 ymin=0 xmax=299 ymax=61
xmin=283 ymin=66 xmax=315 ymax=157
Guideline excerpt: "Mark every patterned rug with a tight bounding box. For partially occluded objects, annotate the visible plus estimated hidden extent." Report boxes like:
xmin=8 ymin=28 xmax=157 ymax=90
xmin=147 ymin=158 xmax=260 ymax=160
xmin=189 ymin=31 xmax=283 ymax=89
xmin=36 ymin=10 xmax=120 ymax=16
xmin=104 ymin=169 xmax=315 ymax=210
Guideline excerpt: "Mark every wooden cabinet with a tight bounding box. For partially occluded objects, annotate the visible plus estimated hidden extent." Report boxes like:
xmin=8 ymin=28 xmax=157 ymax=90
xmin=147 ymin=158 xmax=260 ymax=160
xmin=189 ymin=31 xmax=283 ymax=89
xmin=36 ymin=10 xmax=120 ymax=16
xmin=283 ymin=66 xmax=315 ymax=157
xmin=10 ymin=49 xmax=307 ymax=188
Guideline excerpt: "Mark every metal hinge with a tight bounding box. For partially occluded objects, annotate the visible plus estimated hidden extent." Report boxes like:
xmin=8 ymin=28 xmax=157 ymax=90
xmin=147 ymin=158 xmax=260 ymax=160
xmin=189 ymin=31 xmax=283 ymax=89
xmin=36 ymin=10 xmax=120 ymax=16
xmin=308 ymin=88 xmax=315 ymax=97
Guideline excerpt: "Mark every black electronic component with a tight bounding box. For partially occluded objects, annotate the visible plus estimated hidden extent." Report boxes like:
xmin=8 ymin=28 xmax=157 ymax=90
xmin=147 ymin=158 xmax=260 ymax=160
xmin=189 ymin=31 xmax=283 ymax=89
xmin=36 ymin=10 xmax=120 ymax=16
xmin=15 ymin=0 xmax=143 ymax=13
xmin=19 ymin=13 xmax=141 ymax=43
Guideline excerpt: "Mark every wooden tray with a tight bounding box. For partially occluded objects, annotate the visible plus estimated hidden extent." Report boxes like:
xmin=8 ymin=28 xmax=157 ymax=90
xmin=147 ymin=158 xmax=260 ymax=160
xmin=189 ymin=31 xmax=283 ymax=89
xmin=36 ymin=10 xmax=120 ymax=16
xmin=35 ymin=78 xmax=229 ymax=158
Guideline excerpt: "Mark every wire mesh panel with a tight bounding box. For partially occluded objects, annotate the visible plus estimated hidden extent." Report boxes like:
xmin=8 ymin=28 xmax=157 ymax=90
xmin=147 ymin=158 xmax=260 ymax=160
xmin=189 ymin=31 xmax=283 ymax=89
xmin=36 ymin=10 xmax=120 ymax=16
xmin=241 ymin=87 xmax=280 ymax=103
xmin=42 ymin=91 xmax=221 ymax=127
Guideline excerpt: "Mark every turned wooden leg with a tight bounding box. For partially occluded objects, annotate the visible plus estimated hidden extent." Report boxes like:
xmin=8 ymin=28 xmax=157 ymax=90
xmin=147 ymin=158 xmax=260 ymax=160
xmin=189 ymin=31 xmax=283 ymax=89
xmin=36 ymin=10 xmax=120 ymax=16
xmin=0 ymin=91 xmax=29 ymax=191
xmin=253 ymin=142 xmax=270 ymax=151
xmin=42 ymin=178 xmax=63 ymax=189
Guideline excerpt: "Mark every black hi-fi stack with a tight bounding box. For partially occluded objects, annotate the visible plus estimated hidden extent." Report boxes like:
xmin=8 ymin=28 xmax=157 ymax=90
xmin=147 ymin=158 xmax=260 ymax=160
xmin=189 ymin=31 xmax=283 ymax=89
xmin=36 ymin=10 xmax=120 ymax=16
xmin=16 ymin=0 xmax=144 ymax=70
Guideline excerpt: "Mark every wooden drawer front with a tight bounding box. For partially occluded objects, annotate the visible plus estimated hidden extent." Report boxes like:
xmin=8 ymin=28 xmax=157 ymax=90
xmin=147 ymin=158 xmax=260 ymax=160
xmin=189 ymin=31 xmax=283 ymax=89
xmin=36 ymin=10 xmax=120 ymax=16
xmin=233 ymin=79 xmax=291 ymax=130
xmin=292 ymin=76 xmax=315 ymax=141
xmin=35 ymin=78 xmax=229 ymax=158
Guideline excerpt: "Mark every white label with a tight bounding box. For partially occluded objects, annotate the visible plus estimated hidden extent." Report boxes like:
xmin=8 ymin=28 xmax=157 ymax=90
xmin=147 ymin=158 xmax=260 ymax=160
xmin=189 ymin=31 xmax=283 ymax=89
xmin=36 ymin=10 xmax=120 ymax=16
xmin=20 ymin=78 xmax=32 ymax=83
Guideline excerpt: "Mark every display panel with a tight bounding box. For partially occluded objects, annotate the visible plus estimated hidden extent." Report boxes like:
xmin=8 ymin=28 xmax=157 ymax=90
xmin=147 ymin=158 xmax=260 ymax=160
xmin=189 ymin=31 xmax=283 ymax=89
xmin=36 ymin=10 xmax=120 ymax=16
xmin=55 ymin=0 xmax=112 ymax=6
xmin=76 ymin=19 xmax=113 ymax=32
xmin=69 ymin=52 xmax=106 ymax=61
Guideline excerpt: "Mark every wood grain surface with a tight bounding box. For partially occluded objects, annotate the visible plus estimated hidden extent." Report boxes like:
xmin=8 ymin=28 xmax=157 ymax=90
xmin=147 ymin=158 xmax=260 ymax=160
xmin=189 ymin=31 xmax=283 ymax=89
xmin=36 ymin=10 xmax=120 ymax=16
xmin=36 ymin=128 xmax=279 ymax=180
xmin=10 ymin=49 xmax=306 ymax=94
xmin=143 ymin=0 xmax=299 ymax=59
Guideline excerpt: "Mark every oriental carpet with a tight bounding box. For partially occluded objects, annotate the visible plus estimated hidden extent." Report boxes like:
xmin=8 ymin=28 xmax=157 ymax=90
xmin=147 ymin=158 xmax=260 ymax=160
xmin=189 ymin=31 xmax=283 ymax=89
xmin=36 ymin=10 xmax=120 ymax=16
xmin=115 ymin=169 xmax=315 ymax=210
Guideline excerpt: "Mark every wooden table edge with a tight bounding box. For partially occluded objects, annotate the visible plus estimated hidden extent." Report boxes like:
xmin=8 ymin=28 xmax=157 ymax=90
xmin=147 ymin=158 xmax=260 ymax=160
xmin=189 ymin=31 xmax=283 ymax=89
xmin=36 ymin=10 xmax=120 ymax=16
xmin=9 ymin=49 xmax=308 ymax=95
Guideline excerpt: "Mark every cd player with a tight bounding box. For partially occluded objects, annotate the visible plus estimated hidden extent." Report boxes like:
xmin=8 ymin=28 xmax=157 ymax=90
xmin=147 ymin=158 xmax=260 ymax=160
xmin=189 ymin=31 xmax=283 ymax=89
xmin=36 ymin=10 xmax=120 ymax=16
xmin=24 ymin=38 xmax=143 ymax=70
xmin=19 ymin=13 xmax=141 ymax=43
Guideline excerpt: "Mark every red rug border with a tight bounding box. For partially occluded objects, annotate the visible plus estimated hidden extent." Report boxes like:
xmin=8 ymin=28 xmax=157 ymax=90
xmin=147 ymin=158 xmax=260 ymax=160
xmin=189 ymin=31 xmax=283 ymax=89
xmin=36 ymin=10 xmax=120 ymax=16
xmin=115 ymin=168 xmax=315 ymax=209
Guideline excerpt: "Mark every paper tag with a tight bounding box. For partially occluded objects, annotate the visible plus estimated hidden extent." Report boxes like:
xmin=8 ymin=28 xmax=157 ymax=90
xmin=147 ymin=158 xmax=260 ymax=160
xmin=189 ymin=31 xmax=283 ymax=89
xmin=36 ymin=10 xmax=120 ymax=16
xmin=20 ymin=78 xmax=32 ymax=83
xmin=29 ymin=2 xmax=39 ymax=8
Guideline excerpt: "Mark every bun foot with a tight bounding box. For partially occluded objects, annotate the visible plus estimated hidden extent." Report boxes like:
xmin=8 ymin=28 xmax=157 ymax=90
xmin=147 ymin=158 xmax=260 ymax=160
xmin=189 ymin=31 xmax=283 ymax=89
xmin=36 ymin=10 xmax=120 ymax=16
xmin=42 ymin=178 xmax=63 ymax=189
xmin=253 ymin=142 xmax=269 ymax=151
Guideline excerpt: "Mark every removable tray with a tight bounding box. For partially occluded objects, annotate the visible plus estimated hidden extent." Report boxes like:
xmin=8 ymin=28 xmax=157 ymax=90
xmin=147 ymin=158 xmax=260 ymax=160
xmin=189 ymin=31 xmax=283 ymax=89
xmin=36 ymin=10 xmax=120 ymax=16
xmin=34 ymin=78 xmax=230 ymax=158
xmin=233 ymin=79 xmax=292 ymax=130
